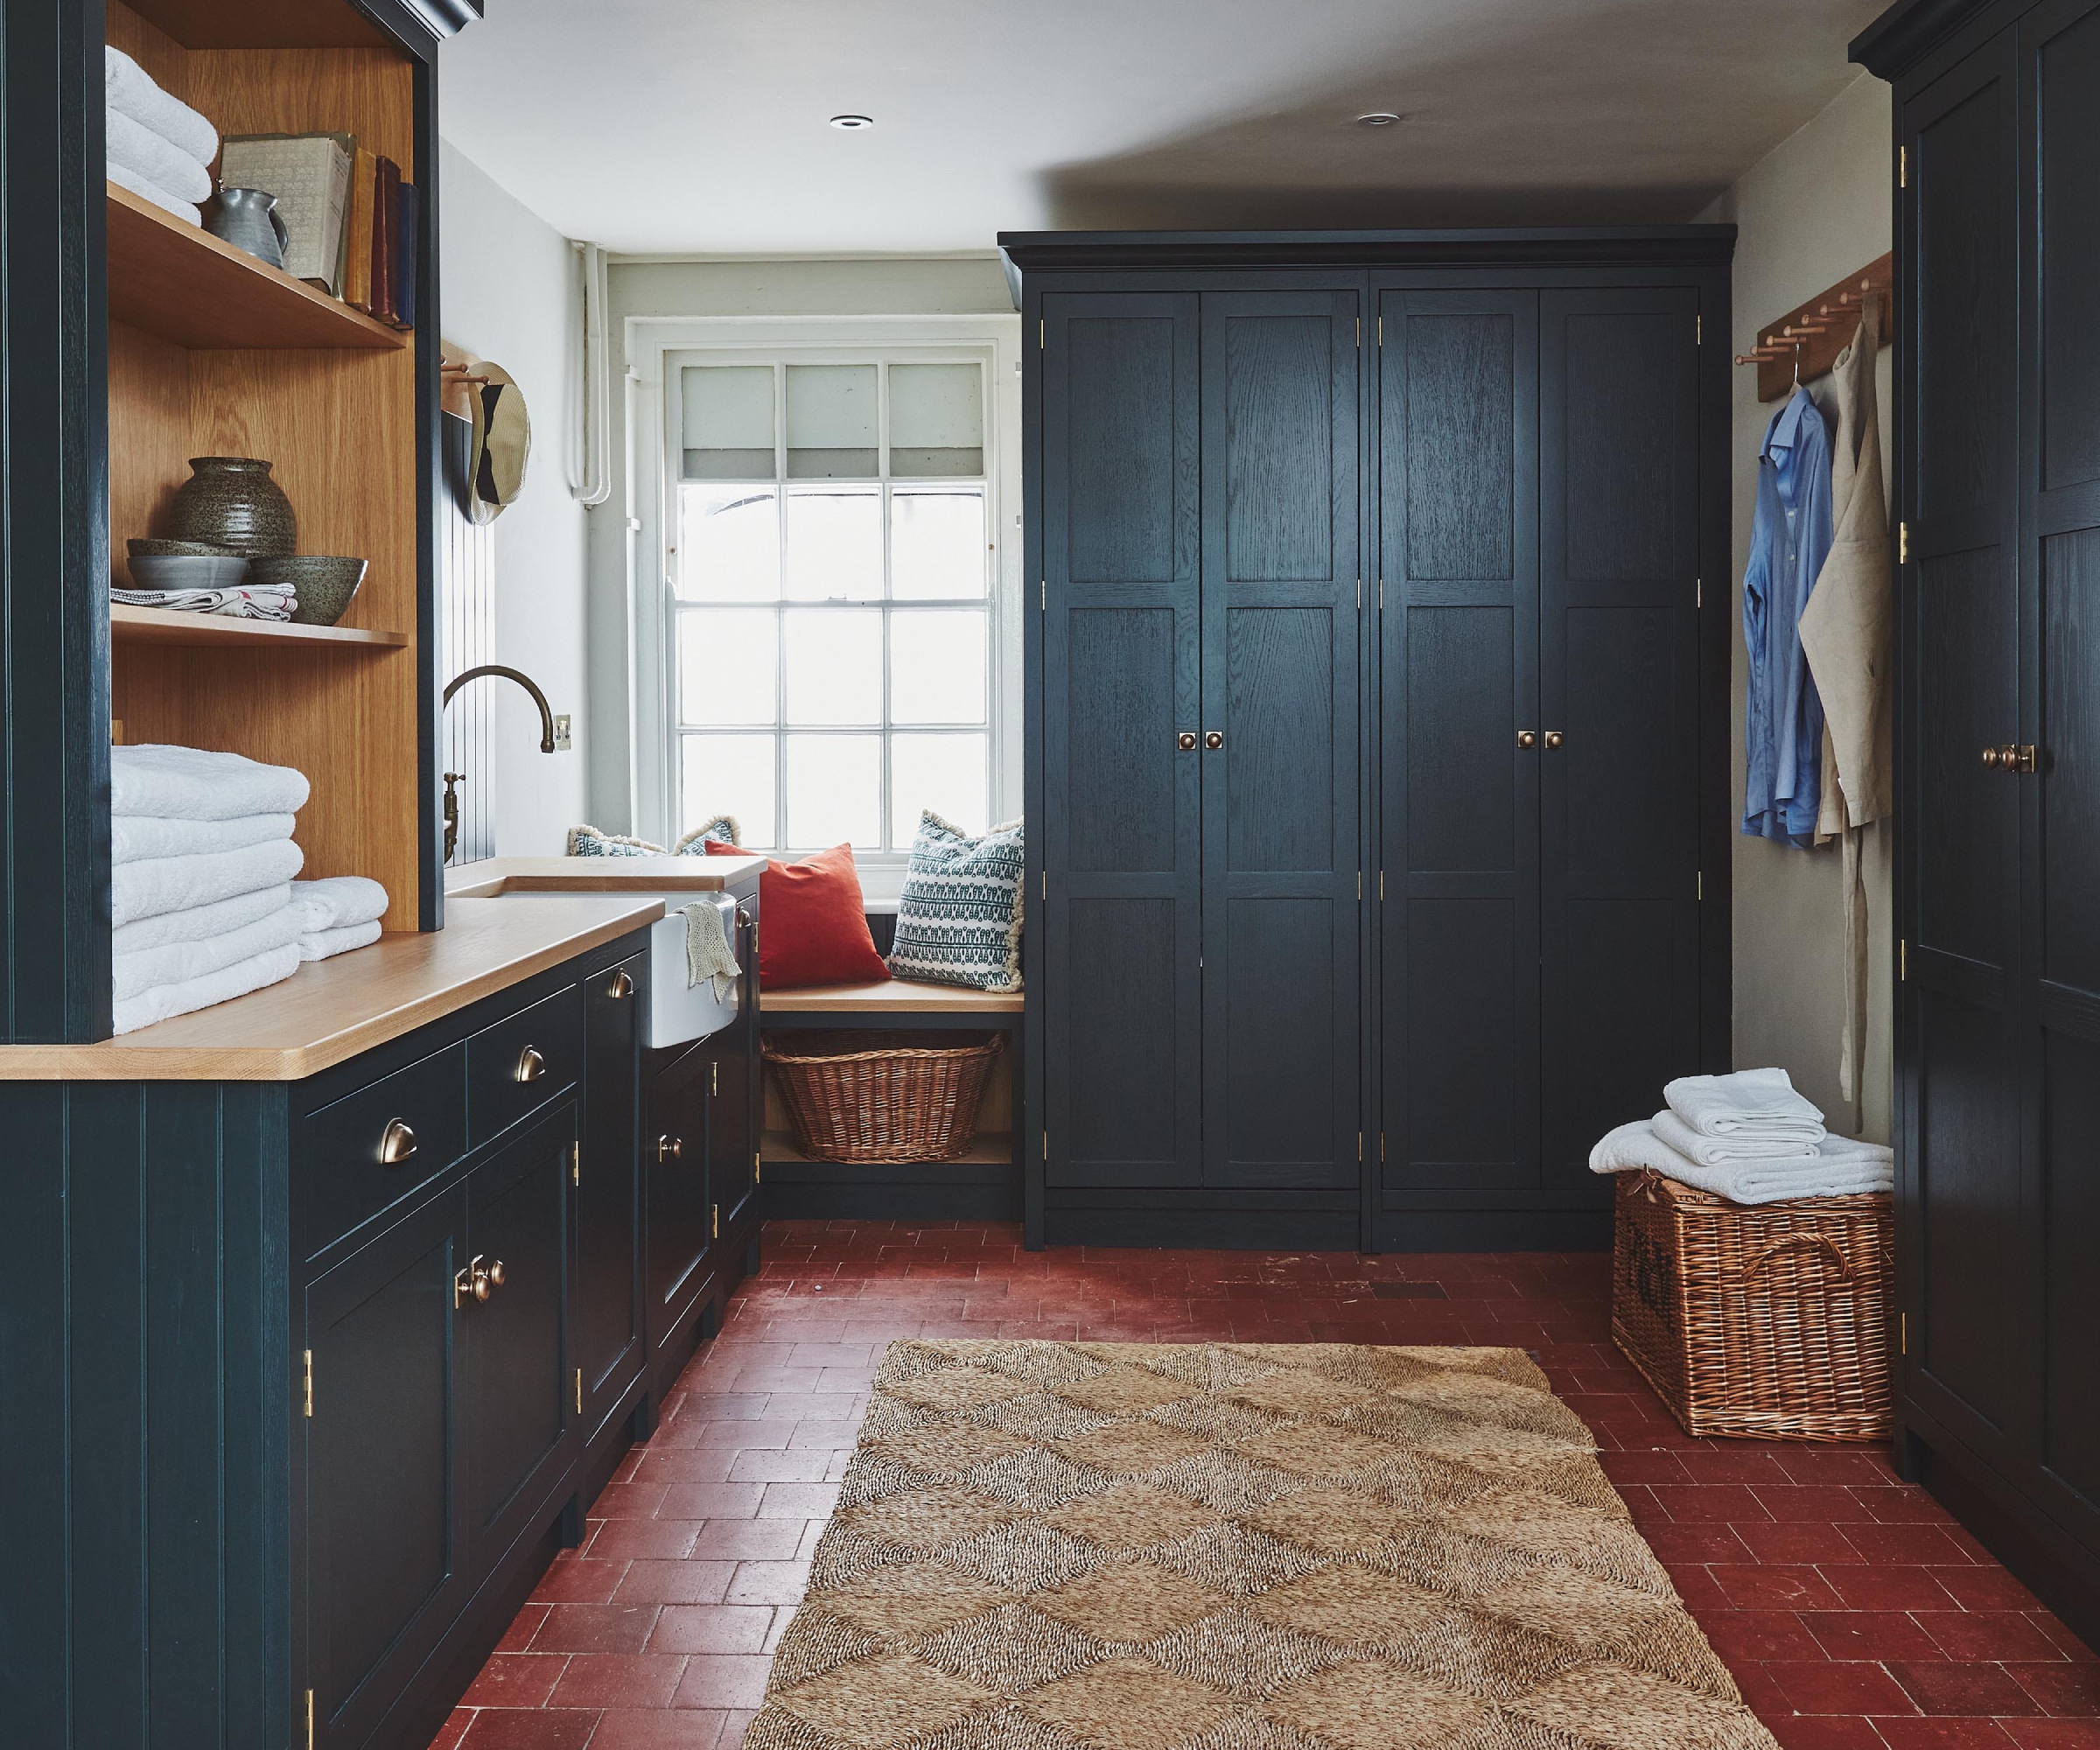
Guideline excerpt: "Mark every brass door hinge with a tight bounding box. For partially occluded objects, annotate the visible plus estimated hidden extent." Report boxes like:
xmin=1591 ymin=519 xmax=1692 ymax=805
xmin=1357 ymin=1131 xmax=1363 ymax=1161
xmin=1039 ymin=318 xmax=1045 ymax=349
xmin=572 ymin=1140 xmax=580 ymax=1186
xmin=1380 ymin=1132 xmax=1386 ymax=1162
xmin=306 ymin=1688 xmax=315 ymax=1750
xmin=1900 ymin=1312 xmax=1908 ymax=1354
xmin=711 ymin=1060 xmax=719 ymax=1096
xmin=712 ymin=1204 xmax=721 ymax=1240
xmin=1900 ymin=145 xmax=1908 ymax=188
xmin=1696 ymin=577 xmax=1702 ymax=608
xmin=575 ymin=1368 xmax=584 ymax=1413
xmin=1042 ymin=1130 xmax=1049 ymax=1160
xmin=1900 ymin=522 xmax=1910 ymax=564
xmin=1042 ymin=869 xmax=1047 ymax=900
xmin=1354 ymin=316 xmax=1361 ymax=348
xmin=303 ymin=1350 xmax=313 ymax=1418
xmin=1356 ymin=578 xmax=1362 ymax=611
xmin=1356 ymin=871 xmax=1362 ymax=901
xmin=1900 ymin=939 xmax=1908 ymax=981
xmin=1697 ymin=871 xmax=1704 ymax=901
xmin=1377 ymin=314 xmax=1382 ymax=347
xmin=1379 ymin=871 xmax=1385 ymax=902
xmin=1040 ymin=578 xmax=1046 ymax=611
xmin=1695 ymin=314 xmax=1702 ymax=346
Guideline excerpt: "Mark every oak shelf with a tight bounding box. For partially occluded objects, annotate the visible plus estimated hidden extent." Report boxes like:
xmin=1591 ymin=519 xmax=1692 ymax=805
xmin=110 ymin=603 xmax=410 ymax=649
xmin=106 ymin=183 xmax=407 ymax=351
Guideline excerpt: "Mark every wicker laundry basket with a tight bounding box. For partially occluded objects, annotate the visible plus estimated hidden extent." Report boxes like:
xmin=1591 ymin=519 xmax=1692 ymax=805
xmin=1612 ymin=1168 xmax=1895 ymax=1442
xmin=763 ymin=1030 xmax=1003 ymax=1165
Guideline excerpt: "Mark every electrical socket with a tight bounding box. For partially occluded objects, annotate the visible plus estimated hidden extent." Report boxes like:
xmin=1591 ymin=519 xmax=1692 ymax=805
xmin=553 ymin=713 xmax=573 ymax=752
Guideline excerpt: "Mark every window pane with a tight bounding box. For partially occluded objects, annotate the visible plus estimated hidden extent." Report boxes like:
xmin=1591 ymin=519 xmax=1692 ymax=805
xmin=891 ymin=487 xmax=986 ymax=599
xmin=786 ymin=364 xmax=877 ymax=478
xmin=678 ymin=485 xmax=780 ymax=602
xmin=681 ymin=365 xmax=774 ymax=480
xmin=892 ymin=733 xmax=987 ymax=844
xmin=683 ymin=733 xmax=776 ymax=847
xmin=784 ymin=487 xmax=883 ymax=600
xmin=679 ymin=609 xmax=777 ymax=724
xmin=889 ymin=363 xmax=984 ymax=476
xmin=785 ymin=733 xmax=881 ymax=848
xmin=785 ymin=609 xmax=882 ymax=725
xmin=891 ymin=609 xmax=986 ymax=724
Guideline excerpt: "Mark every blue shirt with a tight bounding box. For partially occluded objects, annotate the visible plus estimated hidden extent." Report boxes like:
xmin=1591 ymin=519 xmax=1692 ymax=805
xmin=1742 ymin=387 xmax=1833 ymax=847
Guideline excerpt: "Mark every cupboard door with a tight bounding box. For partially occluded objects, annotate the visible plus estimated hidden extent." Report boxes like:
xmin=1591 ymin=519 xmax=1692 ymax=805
xmin=710 ymin=914 xmax=758 ymax=1235
xmin=1900 ymin=39 xmax=2024 ymax=1465
xmin=578 ymin=953 xmax=646 ymax=1434
xmin=1200 ymin=290 xmax=1362 ymax=1190
xmin=2020 ymin=0 xmax=2100 ymax=1540
xmin=304 ymin=1186 xmax=468 ymax=1749
xmin=1378 ymin=289 xmax=1540 ymax=1199
xmin=646 ymin=1045 xmax=713 ymax=1348
xmin=1040 ymin=292 xmax=1202 ymax=1188
xmin=1538 ymin=289 xmax=1703 ymax=1201
xmin=465 ymin=1108 xmax=576 ymax=1565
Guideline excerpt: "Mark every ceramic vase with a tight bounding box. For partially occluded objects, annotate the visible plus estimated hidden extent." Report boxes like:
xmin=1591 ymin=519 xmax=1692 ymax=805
xmin=166 ymin=456 xmax=297 ymax=557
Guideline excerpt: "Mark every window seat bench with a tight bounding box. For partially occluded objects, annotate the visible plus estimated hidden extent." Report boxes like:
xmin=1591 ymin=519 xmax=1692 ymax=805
xmin=757 ymin=979 xmax=1027 ymax=1231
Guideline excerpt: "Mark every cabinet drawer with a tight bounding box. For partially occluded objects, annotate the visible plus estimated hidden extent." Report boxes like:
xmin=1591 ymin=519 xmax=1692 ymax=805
xmin=468 ymin=984 xmax=584 ymax=1146
xmin=300 ymin=1045 xmax=468 ymax=1250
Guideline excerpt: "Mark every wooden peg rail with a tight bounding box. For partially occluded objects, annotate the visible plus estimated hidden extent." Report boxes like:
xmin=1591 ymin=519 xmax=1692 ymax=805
xmin=1736 ymin=252 xmax=1894 ymax=402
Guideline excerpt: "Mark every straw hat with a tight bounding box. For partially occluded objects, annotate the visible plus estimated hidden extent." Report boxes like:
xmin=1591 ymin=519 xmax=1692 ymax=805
xmin=463 ymin=357 xmax=530 ymax=525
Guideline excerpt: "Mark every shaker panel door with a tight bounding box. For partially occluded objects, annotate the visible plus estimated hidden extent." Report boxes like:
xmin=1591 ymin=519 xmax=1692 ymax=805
xmin=577 ymin=954 xmax=645 ymax=1434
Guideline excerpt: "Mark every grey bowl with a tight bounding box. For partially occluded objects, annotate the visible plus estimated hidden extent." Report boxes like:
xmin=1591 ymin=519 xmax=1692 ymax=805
xmin=246 ymin=555 xmax=368 ymax=626
xmin=126 ymin=552 xmax=250 ymax=592
xmin=128 ymin=537 xmax=241 ymax=558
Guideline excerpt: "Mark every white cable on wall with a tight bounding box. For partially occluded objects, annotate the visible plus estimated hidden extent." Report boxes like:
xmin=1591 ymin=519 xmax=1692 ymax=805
xmin=570 ymin=240 xmax=612 ymax=507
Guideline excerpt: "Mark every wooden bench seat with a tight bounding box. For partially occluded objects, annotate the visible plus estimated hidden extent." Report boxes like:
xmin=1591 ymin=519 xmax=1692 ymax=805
xmin=759 ymin=979 xmax=1023 ymax=1015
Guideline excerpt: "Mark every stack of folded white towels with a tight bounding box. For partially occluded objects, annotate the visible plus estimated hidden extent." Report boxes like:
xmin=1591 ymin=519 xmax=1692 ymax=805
xmin=105 ymin=46 xmax=220 ymax=228
xmin=1589 ymin=1067 xmax=1894 ymax=1204
xmin=112 ymin=745 xmax=390 ymax=1035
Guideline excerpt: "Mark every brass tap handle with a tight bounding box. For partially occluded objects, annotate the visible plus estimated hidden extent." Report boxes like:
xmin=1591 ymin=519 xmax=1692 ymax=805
xmin=1204 ymin=731 xmax=1224 ymax=751
xmin=657 ymin=1134 xmax=682 ymax=1163
xmin=1544 ymin=731 xmax=1565 ymax=750
xmin=1178 ymin=732 xmax=1198 ymax=752
xmin=379 ymin=1119 xmax=417 ymax=1165
xmin=1517 ymin=730 xmax=1538 ymax=749
xmin=607 ymin=970 xmax=634 ymax=999
xmin=514 ymin=1045 xmax=546 ymax=1083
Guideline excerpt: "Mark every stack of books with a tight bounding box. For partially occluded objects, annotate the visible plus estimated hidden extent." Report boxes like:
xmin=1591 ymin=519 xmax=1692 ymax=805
xmin=218 ymin=133 xmax=417 ymax=330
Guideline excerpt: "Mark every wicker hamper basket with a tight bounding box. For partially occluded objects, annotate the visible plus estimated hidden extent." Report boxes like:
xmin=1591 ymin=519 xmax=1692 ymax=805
xmin=763 ymin=1031 xmax=1003 ymax=1165
xmin=1612 ymin=1168 xmax=1895 ymax=1442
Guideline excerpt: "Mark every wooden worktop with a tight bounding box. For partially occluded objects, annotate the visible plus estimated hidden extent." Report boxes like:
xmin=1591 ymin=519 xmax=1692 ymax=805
xmin=0 ymin=896 xmax=662 ymax=1082
xmin=445 ymin=855 xmax=767 ymax=896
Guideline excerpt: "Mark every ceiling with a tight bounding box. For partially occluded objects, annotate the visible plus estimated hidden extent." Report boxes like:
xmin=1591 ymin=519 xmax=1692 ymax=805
xmin=438 ymin=0 xmax=1886 ymax=257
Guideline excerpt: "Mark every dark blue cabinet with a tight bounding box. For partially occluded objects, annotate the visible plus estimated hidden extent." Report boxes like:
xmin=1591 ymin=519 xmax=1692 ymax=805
xmin=1008 ymin=229 xmax=1734 ymax=1250
xmin=578 ymin=951 xmax=648 ymax=1435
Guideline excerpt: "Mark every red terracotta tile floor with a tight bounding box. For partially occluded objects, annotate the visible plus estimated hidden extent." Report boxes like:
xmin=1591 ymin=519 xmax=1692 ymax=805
xmin=433 ymin=1222 xmax=2100 ymax=1750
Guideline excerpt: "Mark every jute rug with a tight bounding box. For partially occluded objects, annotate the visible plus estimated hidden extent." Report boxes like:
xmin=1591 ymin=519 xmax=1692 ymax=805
xmin=744 ymin=1340 xmax=1777 ymax=1750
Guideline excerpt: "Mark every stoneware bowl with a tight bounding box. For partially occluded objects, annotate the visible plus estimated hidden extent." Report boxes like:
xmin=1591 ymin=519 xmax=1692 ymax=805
xmin=127 ymin=552 xmax=250 ymax=592
xmin=128 ymin=536 xmax=240 ymax=558
xmin=247 ymin=555 xmax=368 ymax=626
xmin=166 ymin=456 xmax=298 ymax=557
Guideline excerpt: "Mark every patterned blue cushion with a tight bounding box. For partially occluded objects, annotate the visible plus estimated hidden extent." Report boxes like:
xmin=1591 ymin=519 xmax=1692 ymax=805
xmin=888 ymin=812 xmax=1024 ymax=991
xmin=566 ymin=824 xmax=662 ymax=858
xmin=674 ymin=816 xmax=741 ymax=855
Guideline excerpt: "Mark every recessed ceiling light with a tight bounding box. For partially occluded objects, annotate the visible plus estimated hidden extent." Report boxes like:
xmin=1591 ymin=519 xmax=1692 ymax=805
xmin=1355 ymin=110 xmax=1405 ymax=128
xmin=830 ymin=115 xmax=874 ymax=130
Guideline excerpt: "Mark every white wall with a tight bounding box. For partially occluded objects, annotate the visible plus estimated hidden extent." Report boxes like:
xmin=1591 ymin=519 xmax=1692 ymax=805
xmin=1699 ymin=72 xmax=1894 ymax=1141
xmin=438 ymin=138 xmax=590 ymax=855
xmin=586 ymin=257 xmax=1019 ymax=847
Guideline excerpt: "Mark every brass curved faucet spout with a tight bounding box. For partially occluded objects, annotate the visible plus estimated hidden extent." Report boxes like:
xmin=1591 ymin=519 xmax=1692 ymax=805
xmin=441 ymin=664 xmax=560 ymax=862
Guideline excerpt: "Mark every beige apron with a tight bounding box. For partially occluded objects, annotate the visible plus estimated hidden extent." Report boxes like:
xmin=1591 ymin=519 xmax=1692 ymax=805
xmin=1798 ymin=298 xmax=1892 ymax=1108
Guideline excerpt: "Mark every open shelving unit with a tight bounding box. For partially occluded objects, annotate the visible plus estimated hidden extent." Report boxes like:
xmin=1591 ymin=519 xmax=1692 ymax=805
xmin=105 ymin=0 xmax=431 ymax=924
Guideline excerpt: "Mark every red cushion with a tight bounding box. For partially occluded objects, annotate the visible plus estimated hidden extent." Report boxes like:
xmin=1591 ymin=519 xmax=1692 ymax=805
xmin=707 ymin=841 xmax=890 ymax=990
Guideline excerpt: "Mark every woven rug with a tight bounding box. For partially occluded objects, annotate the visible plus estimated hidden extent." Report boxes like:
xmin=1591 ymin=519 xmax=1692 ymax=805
xmin=744 ymin=1340 xmax=1776 ymax=1750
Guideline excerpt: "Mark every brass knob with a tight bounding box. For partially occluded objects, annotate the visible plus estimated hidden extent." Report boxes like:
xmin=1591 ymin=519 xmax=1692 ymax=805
xmin=379 ymin=1119 xmax=417 ymax=1165
xmin=1517 ymin=730 xmax=1537 ymax=749
xmin=1178 ymin=732 xmax=1197 ymax=752
xmin=1204 ymin=731 xmax=1224 ymax=751
xmin=1544 ymin=731 xmax=1565 ymax=750
xmin=658 ymin=1134 xmax=682 ymax=1162
xmin=464 ymin=1254 xmax=501 ymax=1304
xmin=608 ymin=970 xmax=634 ymax=998
xmin=486 ymin=1258 xmax=506 ymax=1291
xmin=514 ymin=1045 xmax=546 ymax=1083
xmin=1982 ymin=746 xmax=2003 ymax=769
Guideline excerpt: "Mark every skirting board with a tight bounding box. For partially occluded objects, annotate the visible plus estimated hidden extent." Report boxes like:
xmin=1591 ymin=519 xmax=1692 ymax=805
xmin=1375 ymin=1211 xmax=1614 ymax=1252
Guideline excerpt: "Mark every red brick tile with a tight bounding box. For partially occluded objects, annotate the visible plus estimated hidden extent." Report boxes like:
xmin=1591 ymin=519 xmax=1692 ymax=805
xmin=1839 ymin=1522 xmax=1981 ymax=1567
xmin=1917 ymin=1613 xmax=2068 ymax=1662
xmin=1928 ymin=1567 xmax=2043 ymax=1612
xmin=545 ymin=1653 xmax=690 ymax=1711
xmin=690 ymin=1520 xmax=807 ymax=1561
xmin=2007 ymin=1662 xmax=2100 ymax=1716
xmin=1820 ymin=1566 xmax=1963 ymax=1612
xmin=2000 ymin=1724 xmax=2100 ymax=1749
xmin=529 ymin=1556 xmax=628 ymax=1605
xmin=648 ymin=1606 xmax=776 ymax=1656
xmin=1800 ymin=1610 xmax=1943 ymax=1662
xmin=1737 ymin=1520 xmax=1871 ymax=1565
xmin=592 ymin=1483 xmax=673 ymax=1520
xmin=457 ymin=1710 xmax=601 ymax=1750
xmin=2031 ymin=1615 xmax=2100 ymax=1663
xmin=430 ymin=1708 xmax=473 ymax=1750
xmin=1766 ymin=1659 xmax=1921 ymax=1715
xmin=589 ymin=1520 xmax=704 ymax=1562
xmin=529 ymin=1604 xmax=661 ymax=1655
xmin=1763 ymin=1715 xmax=1886 ymax=1749
xmin=1711 ymin=1564 xmax=1848 ymax=1612
xmin=1639 ymin=1522 xmax=1757 ymax=1564
xmin=1757 ymin=1488 xmax=1877 ymax=1522
xmin=587 ymin=1708 xmax=729 ymax=1747
xmin=1650 ymin=1484 xmax=1775 ymax=1523
xmin=1697 ymin=1608 xmax=1826 ymax=1662
xmin=654 ymin=1484 xmax=766 ymax=1520
xmin=1888 ymin=1661 xmax=2045 ymax=1717
xmin=722 ymin=1560 xmax=811 ymax=1606
xmin=495 ymin=1605 xmax=550 ymax=1655
xmin=1870 ymin=1720 xmax=2021 ymax=1750
xmin=611 ymin=1561 xmax=739 ymax=1606
xmin=673 ymin=1655 xmax=778 ymax=1710
xmin=462 ymin=1654 xmax=569 ymax=1710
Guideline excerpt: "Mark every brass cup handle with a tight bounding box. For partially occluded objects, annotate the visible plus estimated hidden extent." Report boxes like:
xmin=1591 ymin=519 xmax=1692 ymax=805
xmin=1178 ymin=732 xmax=1198 ymax=752
xmin=514 ymin=1045 xmax=546 ymax=1083
xmin=1516 ymin=730 xmax=1538 ymax=749
xmin=1544 ymin=731 xmax=1565 ymax=750
xmin=379 ymin=1119 xmax=417 ymax=1166
xmin=1204 ymin=731 xmax=1224 ymax=751
xmin=657 ymin=1134 xmax=682 ymax=1162
xmin=607 ymin=970 xmax=634 ymax=999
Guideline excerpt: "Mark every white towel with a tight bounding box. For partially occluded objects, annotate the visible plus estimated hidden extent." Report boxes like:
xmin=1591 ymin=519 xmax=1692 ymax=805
xmin=1663 ymin=1066 xmax=1826 ymax=1138
xmin=111 ymin=744 xmax=311 ymax=822
xmin=1652 ymin=1108 xmax=1820 ymax=1166
xmin=105 ymin=46 xmax=219 ymax=166
xmin=110 ymin=813 xmax=296 ymax=867
xmin=106 ymin=157 xmax=202 ymax=227
xmin=112 ymin=942 xmax=301 ymax=1036
xmin=111 ymin=837 xmax=304 ymax=929
xmin=298 ymin=919 xmax=383 ymax=962
xmin=111 ymin=883 xmax=292 ymax=956
xmin=112 ymin=585 xmax=297 ymax=620
xmin=1590 ymin=1119 xmax=1894 ymax=1205
xmin=113 ymin=900 xmax=306 ymax=1002
xmin=107 ymin=107 xmax=214 ymax=206
xmin=290 ymin=876 xmax=389 ymax=930
xmin=680 ymin=900 xmax=740 ymax=999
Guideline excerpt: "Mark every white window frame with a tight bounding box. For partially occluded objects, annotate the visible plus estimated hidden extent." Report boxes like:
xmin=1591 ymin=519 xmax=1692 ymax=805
xmin=625 ymin=314 xmax=1023 ymax=905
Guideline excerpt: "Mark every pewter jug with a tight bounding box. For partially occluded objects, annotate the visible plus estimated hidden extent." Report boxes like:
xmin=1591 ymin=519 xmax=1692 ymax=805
xmin=206 ymin=186 xmax=290 ymax=270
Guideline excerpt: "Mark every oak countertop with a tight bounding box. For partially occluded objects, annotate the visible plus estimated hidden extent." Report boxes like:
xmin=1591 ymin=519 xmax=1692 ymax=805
xmin=0 ymin=896 xmax=663 ymax=1082
xmin=444 ymin=856 xmax=767 ymax=896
